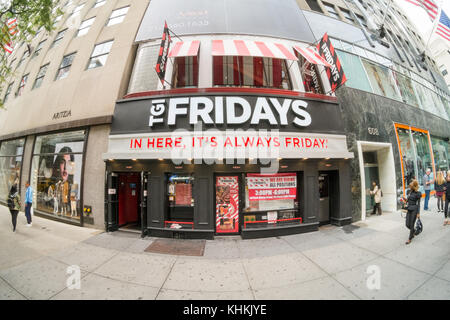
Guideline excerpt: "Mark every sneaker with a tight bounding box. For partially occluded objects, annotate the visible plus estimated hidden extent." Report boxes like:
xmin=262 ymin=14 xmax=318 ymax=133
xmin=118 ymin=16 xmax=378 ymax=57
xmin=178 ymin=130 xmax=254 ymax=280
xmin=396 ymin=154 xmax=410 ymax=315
xmin=26 ymin=223 xmax=32 ymax=227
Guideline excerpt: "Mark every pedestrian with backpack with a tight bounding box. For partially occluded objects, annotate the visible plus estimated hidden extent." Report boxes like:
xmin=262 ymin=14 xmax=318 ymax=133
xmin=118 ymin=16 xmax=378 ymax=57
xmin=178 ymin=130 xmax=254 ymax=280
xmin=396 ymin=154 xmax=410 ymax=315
xmin=7 ymin=184 xmax=21 ymax=232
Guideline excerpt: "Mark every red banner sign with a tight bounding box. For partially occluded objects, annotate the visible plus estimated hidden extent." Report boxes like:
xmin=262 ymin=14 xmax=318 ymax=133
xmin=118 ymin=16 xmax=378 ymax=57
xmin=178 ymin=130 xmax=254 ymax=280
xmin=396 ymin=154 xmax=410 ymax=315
xmin=247 ymin=173 xmax=297 ymax=201
xmin=215 ymin=176 xmax=239 ymax=233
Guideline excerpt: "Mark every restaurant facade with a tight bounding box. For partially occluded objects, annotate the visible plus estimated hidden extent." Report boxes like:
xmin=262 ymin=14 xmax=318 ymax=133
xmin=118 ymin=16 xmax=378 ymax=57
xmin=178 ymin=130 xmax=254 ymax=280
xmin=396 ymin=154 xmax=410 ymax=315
xmin=0 ymin=0 xmax=449 ymax=239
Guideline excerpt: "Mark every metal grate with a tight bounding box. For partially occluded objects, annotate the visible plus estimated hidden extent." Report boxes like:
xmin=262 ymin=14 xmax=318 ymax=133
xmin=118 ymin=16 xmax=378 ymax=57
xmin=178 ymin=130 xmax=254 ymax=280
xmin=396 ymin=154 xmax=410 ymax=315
xmin=145 ymin=239 xmax=205 ymax=256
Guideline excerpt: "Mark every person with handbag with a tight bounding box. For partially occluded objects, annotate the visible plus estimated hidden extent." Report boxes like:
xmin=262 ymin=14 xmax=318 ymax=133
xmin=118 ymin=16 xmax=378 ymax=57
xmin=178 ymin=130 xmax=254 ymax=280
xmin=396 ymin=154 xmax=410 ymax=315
xmin=444 ymin=170 xmax=450 ymax=220
xmin=435 ymin=171 xmax=446 ymax=217
xmin=403 ymin=179 xmax=421 ymax=245
xmin=369 ymin=181 xmax=382 ymax=216
xmin=7 ymin=184 xmax=21 ymax=232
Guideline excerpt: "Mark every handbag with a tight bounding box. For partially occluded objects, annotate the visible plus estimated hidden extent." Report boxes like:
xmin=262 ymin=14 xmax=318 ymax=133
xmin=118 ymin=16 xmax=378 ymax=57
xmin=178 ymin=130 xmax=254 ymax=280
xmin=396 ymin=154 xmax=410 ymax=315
xmin=414 ymin=218 xmax=423 ymax=236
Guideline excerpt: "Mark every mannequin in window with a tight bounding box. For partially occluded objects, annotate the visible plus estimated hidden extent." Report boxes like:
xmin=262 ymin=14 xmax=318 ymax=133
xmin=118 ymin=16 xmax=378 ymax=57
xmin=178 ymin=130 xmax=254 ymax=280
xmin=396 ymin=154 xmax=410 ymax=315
xmin=70 ymin=183 xmax=78 ymax=217
xmin=54 ymin=181 xmax=61 ymax=215
xmin=52 ymin=147 xmax=75 ymax=216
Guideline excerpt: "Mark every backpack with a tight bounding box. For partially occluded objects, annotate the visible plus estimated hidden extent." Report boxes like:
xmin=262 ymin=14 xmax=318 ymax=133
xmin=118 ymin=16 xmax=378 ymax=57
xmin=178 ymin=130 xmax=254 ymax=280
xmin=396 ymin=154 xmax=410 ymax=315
xmin=7 ymin=196 xmax=14 ymax=210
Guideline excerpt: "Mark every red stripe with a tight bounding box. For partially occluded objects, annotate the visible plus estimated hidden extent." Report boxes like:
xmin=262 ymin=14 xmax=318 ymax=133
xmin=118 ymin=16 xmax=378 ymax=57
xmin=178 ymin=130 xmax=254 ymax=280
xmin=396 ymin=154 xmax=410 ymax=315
xmin=187 ymin=40 xmax=200 ymax=56
xmin=275 ymin=43 xmax=297 ymax=60
xmin=405 ymin=0 xmax=421 ymax=6
xmin=234 ymin=40 xmax=250 ymax=56
xmin=168 ymin=41 xmax=183 ymax=57
xmin=212 ymin=40 xmax=224 ymax=55
xmin=295 ymin=47 xmax=316 ymax=64
xmin=122 ymin=87 xmax=339 ymax=103
xmin=309 ymin=48 xmax=331 ymax=67
xmin=437 ymin=24 xmax=450 ymax=36
xmin=255 ymin=41 xmax=275 ymax=58
xmin=436 ymin=30 xmax=450 ymax=41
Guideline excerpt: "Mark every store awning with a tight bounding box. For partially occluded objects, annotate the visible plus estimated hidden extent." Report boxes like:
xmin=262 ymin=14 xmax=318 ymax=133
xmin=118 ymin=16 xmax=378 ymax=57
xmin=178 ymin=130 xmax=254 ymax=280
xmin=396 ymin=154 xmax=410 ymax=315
xmin=293 ymin=46 xmax=331 ymax=67
xmin=211 ymin=40 xmax=298 ymax=61
xmin=168 ymin=40 xmax=200 ymax=58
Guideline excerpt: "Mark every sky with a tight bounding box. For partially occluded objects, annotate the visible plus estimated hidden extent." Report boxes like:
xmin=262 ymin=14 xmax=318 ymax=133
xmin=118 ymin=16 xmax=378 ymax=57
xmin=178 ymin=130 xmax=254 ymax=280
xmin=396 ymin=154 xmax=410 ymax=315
xmin=394 ymin=0 xmax=450 ymax=49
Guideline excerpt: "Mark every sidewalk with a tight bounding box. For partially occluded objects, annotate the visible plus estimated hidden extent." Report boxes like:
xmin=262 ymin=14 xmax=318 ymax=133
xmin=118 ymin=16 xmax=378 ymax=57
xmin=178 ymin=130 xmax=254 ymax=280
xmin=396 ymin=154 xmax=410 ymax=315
xmin=1 ymin=203 xmax=450 ymax=300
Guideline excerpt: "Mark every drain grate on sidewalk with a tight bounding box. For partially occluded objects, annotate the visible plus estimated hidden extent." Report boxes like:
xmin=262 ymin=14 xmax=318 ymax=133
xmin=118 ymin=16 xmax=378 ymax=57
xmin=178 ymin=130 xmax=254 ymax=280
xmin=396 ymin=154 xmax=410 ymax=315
xmin=145 ymin=239 xmax=205 ymax=256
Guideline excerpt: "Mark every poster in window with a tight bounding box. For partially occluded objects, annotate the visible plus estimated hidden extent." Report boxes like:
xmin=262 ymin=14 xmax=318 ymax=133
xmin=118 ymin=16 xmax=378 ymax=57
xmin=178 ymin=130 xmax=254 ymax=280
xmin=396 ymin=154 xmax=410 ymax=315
xmin=215 ymin=176 xmax=239 ymax=233
xmin=247 ymin=173 xmax=297 ymax=201
xmin=175 ymin=183 xmax=192 ymax=206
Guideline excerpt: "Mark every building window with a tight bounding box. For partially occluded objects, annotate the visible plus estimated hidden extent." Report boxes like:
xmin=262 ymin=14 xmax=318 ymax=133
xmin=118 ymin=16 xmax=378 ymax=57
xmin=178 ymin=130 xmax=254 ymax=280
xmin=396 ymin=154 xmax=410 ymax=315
xmin=172 ymin=56 xmax=199 ymax=88
xmin=30 ymin=130 xmax=86 ymax=223
xmin=243 ymin=173 xmax=301 ymax=229
xmin=55 ymin=52 xmax=76 ymax=80
xmin=166 ymin=173 xmax=194 ymax=229
xmin=76 ymin=17 xmax=95 ymax=37
xmin=107 ymin=6 xmax=129 ymax=26
xmin=93 ymin=0 xmax=106 ymax=8
xmin=51 ymin=29 xmax=67 ymax=48
xmin=87 ymin=40 xmax=113 ymax=69
xmin=213 ymin=56 xmax=292 ymax=89
xmin=16 ymin=74 xmax=28 ymax=96
xmin=340 ymin=8 xmax=355 ymax=24
xmin=3 ymin=83 xmax=13 ymax=103
xmin=0 ymin=138 xmax=25 ymax=204
xmin=431 ymin=136 xmax=450 ymax=172
xmin=33 ymin=64 xmax=49 ymax=89
xmin=322 ymin=2 xmax=340 ymax=19
xmin=33 ymin=39 xmax=47 ymax=58
xmin=355 ymin=14 xmax=368 ymax=28
xmin=71 ymin=3 xmax=85 ymax=17
xmin=16 ymin=50 xmax=30 ymax=69
xmin=298 ymin=56 xmax=324 ymax=94
xmin=127 ymin=44 xmax=160 ymax=94
xmin=306 ymin=0 xmax=323 ymax=13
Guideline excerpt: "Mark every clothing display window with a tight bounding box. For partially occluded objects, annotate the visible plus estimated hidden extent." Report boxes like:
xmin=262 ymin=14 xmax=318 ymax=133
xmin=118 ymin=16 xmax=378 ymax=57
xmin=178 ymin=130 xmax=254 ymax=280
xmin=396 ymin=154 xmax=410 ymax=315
xmin=392 ymin=70 xmax=419 ymax=108
xmin=166 ymin=173 xmax=194 ymax=229
xmin=243 ymin=173 xmax=300 ymax=228
xmin=0 ymin=138 xmax=24 ymax=203
xmin=30 ymin=130 xmax=85 ymax=223
xmin=213 ymin=56 xmax=291 ymax=89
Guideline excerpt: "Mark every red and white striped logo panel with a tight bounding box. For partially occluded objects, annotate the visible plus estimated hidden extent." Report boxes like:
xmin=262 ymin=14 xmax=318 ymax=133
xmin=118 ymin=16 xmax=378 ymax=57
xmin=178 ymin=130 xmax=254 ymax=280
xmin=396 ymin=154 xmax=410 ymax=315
xmin=211 ymin=40 xmax=298 ymax=61
xmin=168 ymin=40 xmax=200 ymax=58
xmin=294 ymin=46 xmax=332 ymax=67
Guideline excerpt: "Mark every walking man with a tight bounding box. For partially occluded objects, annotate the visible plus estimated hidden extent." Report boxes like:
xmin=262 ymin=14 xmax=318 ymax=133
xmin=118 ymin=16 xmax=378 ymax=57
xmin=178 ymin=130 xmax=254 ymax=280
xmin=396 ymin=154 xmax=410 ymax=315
xmin=24 ymin=181 xmax=33 ymax=226
xmin=423 ymin=168 xmax=433 ymax=211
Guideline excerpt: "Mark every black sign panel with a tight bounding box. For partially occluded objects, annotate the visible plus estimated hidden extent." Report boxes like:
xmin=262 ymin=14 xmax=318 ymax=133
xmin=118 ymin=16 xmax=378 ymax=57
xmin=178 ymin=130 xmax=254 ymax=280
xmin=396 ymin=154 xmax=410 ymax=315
xmin=317 ymin=33 xmax=347 ymax=92
xmin=111 ymin=93 xmax=344 ymax=135
xmin=135 ymin=0 xmax=315 ymax=43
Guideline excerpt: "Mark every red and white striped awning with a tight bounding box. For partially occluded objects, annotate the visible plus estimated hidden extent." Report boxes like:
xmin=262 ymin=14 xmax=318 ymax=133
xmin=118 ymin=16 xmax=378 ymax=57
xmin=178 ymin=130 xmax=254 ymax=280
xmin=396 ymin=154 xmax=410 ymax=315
xmin=212 ymin=40 xmax=298 ymax=61
xmin=168 ymin=40 xmax=200 ymax=58
xmin=293 ymin=46 xmax=332 ymax=67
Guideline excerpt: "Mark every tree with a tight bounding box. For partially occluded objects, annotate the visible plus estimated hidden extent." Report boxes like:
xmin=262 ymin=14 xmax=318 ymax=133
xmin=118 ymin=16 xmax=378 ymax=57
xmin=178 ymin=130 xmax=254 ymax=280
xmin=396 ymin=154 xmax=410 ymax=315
xmin=0 ymin=0 xmax=63 ymax=107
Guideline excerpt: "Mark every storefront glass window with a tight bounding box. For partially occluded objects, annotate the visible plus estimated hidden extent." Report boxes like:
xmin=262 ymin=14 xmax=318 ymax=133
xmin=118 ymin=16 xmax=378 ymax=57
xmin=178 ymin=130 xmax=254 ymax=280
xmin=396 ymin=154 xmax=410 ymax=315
xmin=166 ymin=174 xmax=194 ymax=228
xmin=243 ymin=173 xmax=300 ymax=228
xmin=392 ymin=71 xmax=419 ymax=107
xmin=411 ymin=80 xmax=440 ymax=116
xmin=0 ymin=138 xmax=24 ymax=203
xmin=431 ymin=137 xmax=449 ymax=172
xmin=172 ymin=56 xmax=198 ymax=88
xmin=397 ymin=127 xmax=416 ymax=190
xmin=30 ymin=130 xmax=86 ymax=223
xmin=412 ymin=131 xmax=434 ymax=193
xmin=335 ymin=50 xmax=372 ymax=92
xmin=361 ymin=59 xmax=402 ymax=101
xmin=213 ymin=56 xmax=291 ymax=89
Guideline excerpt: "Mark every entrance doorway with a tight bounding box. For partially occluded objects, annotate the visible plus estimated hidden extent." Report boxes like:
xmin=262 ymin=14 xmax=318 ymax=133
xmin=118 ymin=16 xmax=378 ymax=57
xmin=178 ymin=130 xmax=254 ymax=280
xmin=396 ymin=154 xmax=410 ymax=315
xmin=105 ymin=171 xmax=149 ymax=235
xmin=118 ymin=173 xmax=141 ymax=230
xmin=215 ymin=175 xmax=240 ymax=235
xmin=318 ymin=171 xmax=339 ymax=225
xmin=363 ymin=151 xmax=380 ymax=216
xmin=357 ymin=141 xmax=397 ymax=220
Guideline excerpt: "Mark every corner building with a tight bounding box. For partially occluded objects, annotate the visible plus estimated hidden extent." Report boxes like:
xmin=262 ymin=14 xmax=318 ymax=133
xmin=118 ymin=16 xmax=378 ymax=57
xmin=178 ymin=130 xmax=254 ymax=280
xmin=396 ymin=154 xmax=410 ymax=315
xmin=0 ymin=0 xmax=449 ymax=239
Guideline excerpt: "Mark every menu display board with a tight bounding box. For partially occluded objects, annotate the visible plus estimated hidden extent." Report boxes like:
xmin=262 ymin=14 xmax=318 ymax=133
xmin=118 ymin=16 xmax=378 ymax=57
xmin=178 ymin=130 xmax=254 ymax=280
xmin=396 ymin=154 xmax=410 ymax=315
xmin=175 ymin=183 xmax=192 ymax=206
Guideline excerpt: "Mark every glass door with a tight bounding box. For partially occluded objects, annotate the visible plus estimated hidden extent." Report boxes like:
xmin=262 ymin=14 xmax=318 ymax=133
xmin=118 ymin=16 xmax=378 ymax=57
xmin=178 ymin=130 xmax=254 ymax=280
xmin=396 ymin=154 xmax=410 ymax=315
xmin=105 ymin=172 xmax=119 ymax=232
xmin=364 ymin=166 xmax=380 ymax=215
xmin=215 ymin=176 xmax=240 ymax=234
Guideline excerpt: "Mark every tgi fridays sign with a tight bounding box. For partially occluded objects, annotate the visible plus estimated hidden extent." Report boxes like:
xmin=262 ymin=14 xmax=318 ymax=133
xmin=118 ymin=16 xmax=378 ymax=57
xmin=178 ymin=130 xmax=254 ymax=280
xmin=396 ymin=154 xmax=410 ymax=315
xmin=247 ymin=173 xmax=297 ymax=201
xmin=317 ymin=33 xmax=347 ymax=92
xmin=148 ymin=96 xmax=312 ymax=127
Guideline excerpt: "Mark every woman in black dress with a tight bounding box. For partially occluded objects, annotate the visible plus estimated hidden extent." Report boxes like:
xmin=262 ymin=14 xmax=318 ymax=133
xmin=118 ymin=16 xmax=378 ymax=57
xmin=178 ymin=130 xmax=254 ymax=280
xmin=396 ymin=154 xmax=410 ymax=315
xmin=403 ymin=179 xmax=421 ymax=245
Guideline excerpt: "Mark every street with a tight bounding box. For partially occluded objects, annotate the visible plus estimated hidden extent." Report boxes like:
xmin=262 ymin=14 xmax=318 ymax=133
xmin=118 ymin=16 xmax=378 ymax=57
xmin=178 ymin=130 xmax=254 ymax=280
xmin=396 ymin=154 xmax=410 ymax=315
xmin=1 ymin=203 xmax=450 ymax=300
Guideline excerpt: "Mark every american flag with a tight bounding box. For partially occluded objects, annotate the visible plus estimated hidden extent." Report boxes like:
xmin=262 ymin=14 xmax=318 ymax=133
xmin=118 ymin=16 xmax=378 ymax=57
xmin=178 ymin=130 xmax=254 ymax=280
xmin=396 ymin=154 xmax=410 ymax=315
xmin=404 ymin=0 xmax=439 ymax=20
xmin=403 ymin=0 xmax=449 ymax=42
xmin=436 ymin=10 xmax=450 ymax=41
xmin=2 ymin=18 xmax=18 ymax=54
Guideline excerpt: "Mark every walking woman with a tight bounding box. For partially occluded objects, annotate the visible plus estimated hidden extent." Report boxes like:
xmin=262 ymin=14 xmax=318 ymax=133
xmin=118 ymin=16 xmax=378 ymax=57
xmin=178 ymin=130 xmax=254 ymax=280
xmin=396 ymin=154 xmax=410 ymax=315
xmin=403 ymin=179 xmax=421 ymax=245
xmin=369 ymin=181 xmax=382 ymax=216
xmin=8 ymin=184 xmax=21 ymax=232
xmin=445 ymin=170 xmax=450 ymax=220
xmin=435 ymin=171 xmax=446 ymax=217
